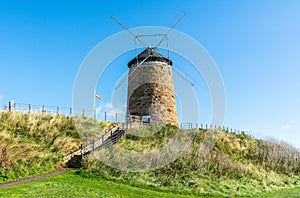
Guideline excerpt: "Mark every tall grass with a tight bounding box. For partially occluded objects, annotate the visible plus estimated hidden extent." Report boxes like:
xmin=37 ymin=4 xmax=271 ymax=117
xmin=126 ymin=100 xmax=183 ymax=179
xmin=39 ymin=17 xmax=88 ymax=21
xmin=80 ymin=125 xmax=300 ymax=197
xmin=0 ymin=111 xmax=106 ymax=183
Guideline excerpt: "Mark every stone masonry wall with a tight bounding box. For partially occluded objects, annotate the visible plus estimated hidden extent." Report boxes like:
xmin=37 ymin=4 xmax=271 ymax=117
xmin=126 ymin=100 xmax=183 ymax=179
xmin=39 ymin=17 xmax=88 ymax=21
xmin=127 ymin=61 xmax=178 ymax=126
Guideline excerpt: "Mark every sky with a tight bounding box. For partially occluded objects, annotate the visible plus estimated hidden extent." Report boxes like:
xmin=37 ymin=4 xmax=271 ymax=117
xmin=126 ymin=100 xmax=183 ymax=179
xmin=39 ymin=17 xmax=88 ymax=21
xmin=0 ymin=0 xmax=299 ymax=148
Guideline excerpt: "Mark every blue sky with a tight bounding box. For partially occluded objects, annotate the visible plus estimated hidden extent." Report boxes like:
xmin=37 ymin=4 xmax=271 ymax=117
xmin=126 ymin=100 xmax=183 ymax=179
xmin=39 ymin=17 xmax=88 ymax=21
xmin=0 ymin=0 xmax=299 ymax=148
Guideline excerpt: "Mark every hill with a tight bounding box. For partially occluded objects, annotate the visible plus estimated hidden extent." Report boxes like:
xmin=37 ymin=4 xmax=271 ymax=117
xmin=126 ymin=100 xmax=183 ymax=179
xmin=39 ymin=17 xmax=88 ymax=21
xmin=80 ymin=125 xmax=300 ymax=197
xmin=0 ymin=111 xmax=107 ymax=183
xmin=1 ymin=111 xmax=299 ymax=197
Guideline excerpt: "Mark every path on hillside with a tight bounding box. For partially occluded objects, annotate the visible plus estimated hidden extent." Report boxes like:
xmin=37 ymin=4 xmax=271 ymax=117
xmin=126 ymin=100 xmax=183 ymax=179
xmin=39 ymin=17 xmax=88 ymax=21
xmin=0 ymin=168 xmax=72 ymax=189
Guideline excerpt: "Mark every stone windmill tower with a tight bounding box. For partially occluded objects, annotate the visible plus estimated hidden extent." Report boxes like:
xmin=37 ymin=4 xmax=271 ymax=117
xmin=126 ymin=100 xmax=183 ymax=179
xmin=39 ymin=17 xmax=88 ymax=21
xmin=110 ymin=14 xmax=187 ymax=127
xmin=126 ymin=47 xmax=178 ymax=126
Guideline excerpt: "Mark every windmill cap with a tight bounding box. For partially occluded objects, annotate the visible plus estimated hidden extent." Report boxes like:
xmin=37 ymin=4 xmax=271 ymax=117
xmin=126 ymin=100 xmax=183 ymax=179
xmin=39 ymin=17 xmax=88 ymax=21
xmin=127 ymin=47 xmax=172 ymax=68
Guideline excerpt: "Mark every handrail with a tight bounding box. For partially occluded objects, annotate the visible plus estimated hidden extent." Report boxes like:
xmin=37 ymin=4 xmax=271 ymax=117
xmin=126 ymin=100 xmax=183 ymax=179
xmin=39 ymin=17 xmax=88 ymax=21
xmin=63 ymin=123 xmax=125 ymax=164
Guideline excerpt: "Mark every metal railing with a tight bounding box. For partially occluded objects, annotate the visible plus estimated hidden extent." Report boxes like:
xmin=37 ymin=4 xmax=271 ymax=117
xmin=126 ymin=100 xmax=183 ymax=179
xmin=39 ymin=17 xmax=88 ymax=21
xmin=6 ymin=101 xmax=125 ymax=122
xmin=179 ymin=122 xmax=255 ymax=138
xmin=63 ymin=123 xmax=126 ymax=162
xmin=80 ymin=123 xmax=124 ymax=158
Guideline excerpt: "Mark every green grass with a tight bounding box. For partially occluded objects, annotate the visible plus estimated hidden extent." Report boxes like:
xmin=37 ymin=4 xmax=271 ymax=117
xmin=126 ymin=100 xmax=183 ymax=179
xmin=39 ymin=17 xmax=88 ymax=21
xmin=256 ymin=187 xmax=300 ymax=198
xmin=0 ymin=171 xmax=299 ymax=198
xmin=0 ymin=170 xmax=204 ymax=198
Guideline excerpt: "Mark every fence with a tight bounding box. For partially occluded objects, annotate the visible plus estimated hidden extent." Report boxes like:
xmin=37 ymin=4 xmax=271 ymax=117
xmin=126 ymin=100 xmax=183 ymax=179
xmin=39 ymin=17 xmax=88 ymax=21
xmin=5 ymin=101 xmax=255 ymax=139
xmin=6 ymin=101 xmax=125 ymax=122
xmin=180 ymin=122 xmax=255 ymax=138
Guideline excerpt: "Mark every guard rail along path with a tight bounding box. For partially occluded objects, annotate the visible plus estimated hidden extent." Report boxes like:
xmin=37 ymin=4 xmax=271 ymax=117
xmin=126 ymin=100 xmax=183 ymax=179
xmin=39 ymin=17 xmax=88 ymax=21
xmin=62 ymin=123 xmax=126 ymax=167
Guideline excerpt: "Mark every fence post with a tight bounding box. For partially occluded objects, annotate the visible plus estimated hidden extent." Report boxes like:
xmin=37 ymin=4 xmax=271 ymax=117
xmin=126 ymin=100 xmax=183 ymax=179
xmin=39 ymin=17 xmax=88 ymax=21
xmin=70 ymin=108 xmax=72 ymax=116
xmin=82 ymin=109 xmax=85 ymax=117
xmin=104 ymin=111 xmax=107 ymax=122
xmin=81 ymin=144 xmax=84 ymax=159
xmin=42 ymin=105 xmax=46 ymax=115
xmin=92 ymin=140 xmax=95 ymax=155
xmin=29 ymin=104 xmax=32 ymax=114
xmin=93 ymin=109 xmax=96 ymax=120
xmin=8 ymin=101 xmax=12 ymax=112
xmin=115 ymin=113 xmax=118 ymax=122
xmin=57 ymin=106 xmax=59 ymax=114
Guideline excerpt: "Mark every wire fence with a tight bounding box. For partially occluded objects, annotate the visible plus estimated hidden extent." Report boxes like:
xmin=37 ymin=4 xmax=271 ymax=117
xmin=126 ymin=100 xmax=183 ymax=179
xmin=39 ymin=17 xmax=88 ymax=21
xmin=180 ymin=122 xmax=255 ymax=138
xmin=6 ymin=101 xmax=126 ymax=122
xmin=4 ymin=101 xmax=255 ymax=138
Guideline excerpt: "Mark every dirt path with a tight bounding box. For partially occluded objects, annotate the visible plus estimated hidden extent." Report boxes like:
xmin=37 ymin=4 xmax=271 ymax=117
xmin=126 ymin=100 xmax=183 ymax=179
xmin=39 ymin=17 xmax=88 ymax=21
xmin=0 ymin=168 xmax=73 ymax=189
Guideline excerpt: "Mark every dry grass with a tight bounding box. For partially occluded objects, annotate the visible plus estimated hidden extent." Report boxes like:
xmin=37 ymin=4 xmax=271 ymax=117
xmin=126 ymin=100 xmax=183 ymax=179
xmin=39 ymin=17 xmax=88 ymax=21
xmin=0 ymin=111 xmax=106 ymax=182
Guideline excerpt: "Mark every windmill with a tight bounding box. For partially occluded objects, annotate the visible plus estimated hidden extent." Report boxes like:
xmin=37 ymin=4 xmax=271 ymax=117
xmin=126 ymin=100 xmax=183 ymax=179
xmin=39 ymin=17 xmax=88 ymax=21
xmin=111 ymin=13 xmax=196 ymax=126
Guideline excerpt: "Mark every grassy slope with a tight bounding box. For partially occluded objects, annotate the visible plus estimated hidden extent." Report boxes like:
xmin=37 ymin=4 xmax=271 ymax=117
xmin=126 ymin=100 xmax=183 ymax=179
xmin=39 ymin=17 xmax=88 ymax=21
xmin=1 ymin=112 xmax=300 ymax=197
xmin=0 ymin=111 xmax=108 ymax=183
xmin=81 ymin=125 xmax=300 ymax=197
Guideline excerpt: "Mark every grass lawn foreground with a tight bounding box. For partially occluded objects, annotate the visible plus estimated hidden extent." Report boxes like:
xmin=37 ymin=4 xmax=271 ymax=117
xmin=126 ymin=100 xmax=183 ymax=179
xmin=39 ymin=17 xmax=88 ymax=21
xmin=0 ymin=170 xmax=300 ymax=198
xmin=0 ymin=170 xmax=200 ymax=198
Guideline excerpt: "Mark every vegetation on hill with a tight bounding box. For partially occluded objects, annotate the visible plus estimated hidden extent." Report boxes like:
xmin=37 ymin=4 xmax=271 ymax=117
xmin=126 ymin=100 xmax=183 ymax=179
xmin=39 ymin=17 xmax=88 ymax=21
xmin=1 ymin=111 xmax=299 ymax=197
xmin=0 ymin=111 xmax=107 ymax=183
xmin=80 ymin=125 xmax=300 ymax=197
xmin=0 ymin=111 xmax=77 ymax=182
